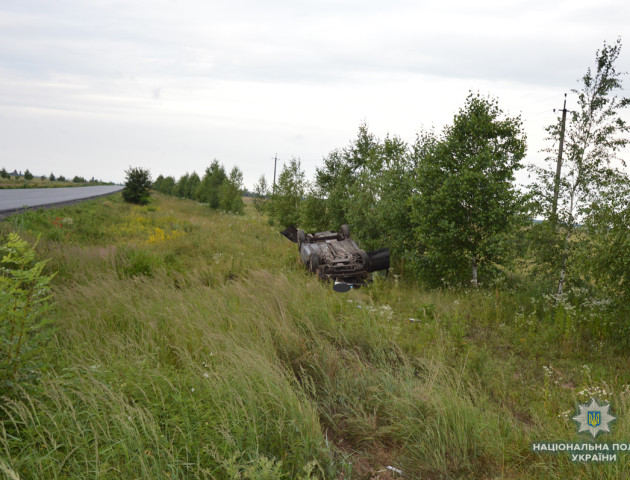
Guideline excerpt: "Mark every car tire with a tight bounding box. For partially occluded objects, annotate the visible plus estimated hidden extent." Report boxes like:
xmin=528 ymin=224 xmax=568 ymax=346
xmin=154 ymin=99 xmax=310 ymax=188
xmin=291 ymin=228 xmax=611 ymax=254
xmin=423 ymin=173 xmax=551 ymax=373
xmin=310 ymin=252 xmax=319 ymax=272
xmin=297 ymin=229 xmax=306 ymax=250
xmin=359 ymin=249 xmax=369 ymax=268
xmin=341 ymin=224 xmax=350 ymax=239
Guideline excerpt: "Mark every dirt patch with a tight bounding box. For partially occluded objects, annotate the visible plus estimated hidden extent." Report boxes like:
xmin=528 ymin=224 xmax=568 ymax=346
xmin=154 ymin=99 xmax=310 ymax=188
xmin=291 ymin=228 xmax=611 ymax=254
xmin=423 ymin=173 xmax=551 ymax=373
xmin=332 ymin=435 xmax=403 ymax=480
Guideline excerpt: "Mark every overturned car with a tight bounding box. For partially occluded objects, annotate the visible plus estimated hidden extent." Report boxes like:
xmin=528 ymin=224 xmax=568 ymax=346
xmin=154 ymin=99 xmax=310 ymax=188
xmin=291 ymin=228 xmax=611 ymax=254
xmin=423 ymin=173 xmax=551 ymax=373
xmin=281 ymin=225 xmax=390 ymax=292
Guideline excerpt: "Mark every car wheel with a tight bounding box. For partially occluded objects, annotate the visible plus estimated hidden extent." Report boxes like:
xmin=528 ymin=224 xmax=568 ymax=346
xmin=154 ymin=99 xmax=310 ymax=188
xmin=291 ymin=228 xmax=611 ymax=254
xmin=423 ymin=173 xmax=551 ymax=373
xmin=341 ymin=224 xmax=350 ymax=239
xmin=297 ymin=229 xmax=306 ymax=250
xmin=310 ymin=253 xmax=319 ymax=271
xmin=359 ymin=249 xmax=369 ymax=268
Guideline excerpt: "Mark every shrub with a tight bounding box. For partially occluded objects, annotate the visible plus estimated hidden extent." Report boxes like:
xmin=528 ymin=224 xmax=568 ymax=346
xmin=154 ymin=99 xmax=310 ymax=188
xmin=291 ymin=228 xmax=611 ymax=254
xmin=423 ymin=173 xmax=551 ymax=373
xmin=23 ymin=169 xmax=33 ymax=180
xmin=122 ymin=167 xmax=152 ymax=205
xmin=219 ymin=180 xmax=244 ymax=214
xmin=0 ymin=233 xmax=55 ymax=395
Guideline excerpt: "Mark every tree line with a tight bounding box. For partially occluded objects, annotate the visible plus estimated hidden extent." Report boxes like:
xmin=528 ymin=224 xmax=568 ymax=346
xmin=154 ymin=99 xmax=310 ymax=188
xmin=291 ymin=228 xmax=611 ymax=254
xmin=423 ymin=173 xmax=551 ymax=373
xmin=253 ymin=40 xmax=630 ymax=345
xmin=259 ymin=97 xmax=528 ymax=288
xmin=153 ymin=160 xmax=245 ymax=214
xmin=0 ymin=168 xmax=103 ymax=184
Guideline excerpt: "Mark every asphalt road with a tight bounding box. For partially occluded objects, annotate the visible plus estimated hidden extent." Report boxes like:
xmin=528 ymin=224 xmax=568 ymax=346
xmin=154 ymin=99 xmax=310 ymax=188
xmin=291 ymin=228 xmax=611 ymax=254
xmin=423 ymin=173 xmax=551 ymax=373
xmin=0 ymin=185 xmax=123 ymax=218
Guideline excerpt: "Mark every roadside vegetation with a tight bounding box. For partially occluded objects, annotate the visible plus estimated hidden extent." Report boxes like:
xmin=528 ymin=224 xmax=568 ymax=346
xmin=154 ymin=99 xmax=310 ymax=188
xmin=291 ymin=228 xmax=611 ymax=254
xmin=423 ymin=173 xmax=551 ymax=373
xmin=1 ymin=191 xmax=630 ymax=479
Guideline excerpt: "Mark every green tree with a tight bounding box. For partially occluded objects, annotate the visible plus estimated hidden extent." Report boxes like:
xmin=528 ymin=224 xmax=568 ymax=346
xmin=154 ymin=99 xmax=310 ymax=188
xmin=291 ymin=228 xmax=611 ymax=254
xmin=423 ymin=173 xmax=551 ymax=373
xmin=530 ymin=39 xmax=630 ymax=294
xmin=558 ymin=177 xmax=630 ymax=348
xmin=57 ymin=175 xmax=66 ymax=182
xmin=1 ymin=168 xmax=9 ymax=179
xmin=122 ymin=167 xmax=152 ymax=205
xmin=268 ymin=158 xmax=307 ymax=226
xmin=299 ymin=190 xmax=329 ymax=233
xmin=344 ymin=133 xmax=413 ymax=255
xmin=159 ymin=176 xmax=176 ymax=195
xmin=219 ymin=166 xmax=244 ymax=214
xmin=315 ymin=123 xmax=382 ymax=230
xmin=23 ymin=169 xmax=33 ymax=180
xmin=411 ymin=93 xmax=527 ymax=287
xmin=313 ymin=124 xmax=417 ymax=265
xmin=195 ymin=168 xmax=211 ymax=203
xmin=73 ymin=176 xmax=86 ymax=183
xmin=252 ymin=174 xmax=269 ymax=215
xmin=315 ymin=149 xmax=348 ymax=230
xmin=49 ymin=173 xmax=56 ymax=181
xmin=185 ymin=172 xmax=200 ymax=200
xmin=371 ymin=136 xmax=418 ymax=268
xmin=153 ymin=174 xmax=164 ymax=191
xmin=196 ymin=160 xmax=228 ymax=208
xmin=173 ymin=173 xmax=190 ymax=198
xmin=583 ymin=182 xmax=630 ymax=295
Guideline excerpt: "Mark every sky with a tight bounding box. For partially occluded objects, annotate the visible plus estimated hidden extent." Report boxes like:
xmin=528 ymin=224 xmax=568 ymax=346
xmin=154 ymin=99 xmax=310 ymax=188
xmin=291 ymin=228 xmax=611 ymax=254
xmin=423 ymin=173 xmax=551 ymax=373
xmin=1 ymin=0 xmax=629 ymax=189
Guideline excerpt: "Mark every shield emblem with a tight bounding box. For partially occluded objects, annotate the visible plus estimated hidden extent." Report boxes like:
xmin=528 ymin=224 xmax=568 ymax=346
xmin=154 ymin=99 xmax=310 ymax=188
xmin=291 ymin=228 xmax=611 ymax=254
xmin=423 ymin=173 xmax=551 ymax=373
xmin=588 ymin=411 xmax=601 ymax=427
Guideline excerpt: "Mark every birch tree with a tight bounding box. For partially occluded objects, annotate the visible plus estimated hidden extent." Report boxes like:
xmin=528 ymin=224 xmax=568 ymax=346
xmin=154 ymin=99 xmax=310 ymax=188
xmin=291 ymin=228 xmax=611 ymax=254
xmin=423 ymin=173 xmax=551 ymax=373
xmin=530 ymin=39 xmax=630 ymax=294
xmin=412 ymin=93 xmax=526 ymax=287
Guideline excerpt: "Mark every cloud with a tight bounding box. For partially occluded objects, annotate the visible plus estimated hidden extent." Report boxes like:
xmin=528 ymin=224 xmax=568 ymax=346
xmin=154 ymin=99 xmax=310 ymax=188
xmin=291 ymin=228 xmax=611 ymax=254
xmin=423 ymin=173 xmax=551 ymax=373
xmin=0 ymin=0 xmax=628 ymax=186
xmin=4 ymin=0 xmax=626 ymax=88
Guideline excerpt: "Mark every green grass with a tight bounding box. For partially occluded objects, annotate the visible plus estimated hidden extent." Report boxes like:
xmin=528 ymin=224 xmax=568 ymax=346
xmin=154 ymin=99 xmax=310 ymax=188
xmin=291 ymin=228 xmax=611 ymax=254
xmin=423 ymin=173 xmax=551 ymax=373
xmin=1 ymin=192 xmax=629 ymax=479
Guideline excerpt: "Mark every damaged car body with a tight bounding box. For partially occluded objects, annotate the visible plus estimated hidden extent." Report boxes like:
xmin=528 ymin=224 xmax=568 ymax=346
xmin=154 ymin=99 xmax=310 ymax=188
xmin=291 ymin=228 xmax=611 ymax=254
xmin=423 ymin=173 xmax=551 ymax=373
xmin=281 ymin=225 xmax=390 ymax=292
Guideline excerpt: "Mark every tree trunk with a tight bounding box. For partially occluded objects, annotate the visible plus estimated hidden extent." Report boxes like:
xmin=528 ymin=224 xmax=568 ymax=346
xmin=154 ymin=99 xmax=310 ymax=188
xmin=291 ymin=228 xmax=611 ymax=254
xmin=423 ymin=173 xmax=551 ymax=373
xmin=557 ymin=230 xmax=570 ymax=295
xmin=471 ymin=256 xmax=478 ymax=287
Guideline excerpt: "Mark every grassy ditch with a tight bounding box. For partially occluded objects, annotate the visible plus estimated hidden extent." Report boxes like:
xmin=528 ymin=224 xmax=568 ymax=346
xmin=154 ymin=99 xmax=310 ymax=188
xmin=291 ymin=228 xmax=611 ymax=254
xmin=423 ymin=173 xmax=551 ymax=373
xmin=1 ymin=193 xmax=629 ymax=479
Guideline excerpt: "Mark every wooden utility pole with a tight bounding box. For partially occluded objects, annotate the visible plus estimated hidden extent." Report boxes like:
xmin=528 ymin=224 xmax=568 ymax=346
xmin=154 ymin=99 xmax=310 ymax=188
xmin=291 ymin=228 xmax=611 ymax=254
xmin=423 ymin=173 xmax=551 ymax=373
xmin=551 ymin=94 xmax=568 ymax=224
xmin=272 ymin=153 xmax=278 ymax=193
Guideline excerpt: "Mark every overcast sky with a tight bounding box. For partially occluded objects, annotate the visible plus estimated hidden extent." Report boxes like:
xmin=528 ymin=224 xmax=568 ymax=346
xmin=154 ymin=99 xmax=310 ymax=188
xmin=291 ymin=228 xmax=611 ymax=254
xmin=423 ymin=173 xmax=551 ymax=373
xmin=1 ymin=0 xmax=629 ymax=188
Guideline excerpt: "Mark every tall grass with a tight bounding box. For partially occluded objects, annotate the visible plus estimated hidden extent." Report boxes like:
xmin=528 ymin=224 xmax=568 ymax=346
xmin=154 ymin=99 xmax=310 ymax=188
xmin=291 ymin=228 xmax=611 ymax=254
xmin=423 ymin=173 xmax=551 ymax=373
xmin=1 ymin=193 xmax=629 ymax=479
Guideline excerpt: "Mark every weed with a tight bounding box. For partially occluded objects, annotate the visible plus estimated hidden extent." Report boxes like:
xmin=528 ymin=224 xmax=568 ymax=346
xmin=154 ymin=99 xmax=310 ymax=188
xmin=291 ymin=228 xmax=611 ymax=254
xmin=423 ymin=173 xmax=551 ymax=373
xmin=115 ymin=247 xmax=162 ymax=278
xmin=0 ymin=233 xmax=55 ymax=395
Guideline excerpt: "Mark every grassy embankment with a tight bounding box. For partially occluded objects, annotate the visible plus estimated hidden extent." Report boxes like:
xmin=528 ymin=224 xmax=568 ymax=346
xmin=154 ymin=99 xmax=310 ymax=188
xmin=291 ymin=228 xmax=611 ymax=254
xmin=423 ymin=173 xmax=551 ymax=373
xmin=1 ymin=192 xmax=629 ymax=479
xmin=0 ymin=177 xmax=112 ymax=189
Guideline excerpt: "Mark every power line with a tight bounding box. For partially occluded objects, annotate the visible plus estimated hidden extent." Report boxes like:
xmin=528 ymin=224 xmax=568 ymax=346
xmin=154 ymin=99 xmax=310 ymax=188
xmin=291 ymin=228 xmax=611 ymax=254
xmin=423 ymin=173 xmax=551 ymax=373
xmin=526 ymin=109 xmax=557 ymax=119
xmin=518 ymin=93 xmax=563 ymax=109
